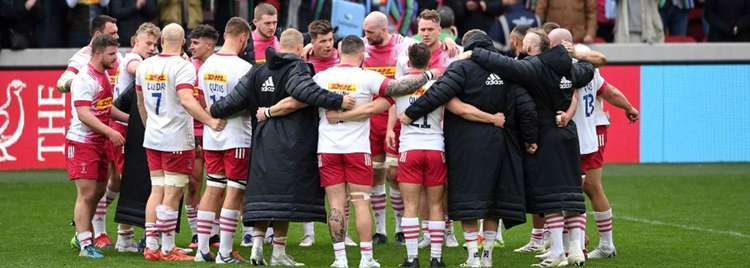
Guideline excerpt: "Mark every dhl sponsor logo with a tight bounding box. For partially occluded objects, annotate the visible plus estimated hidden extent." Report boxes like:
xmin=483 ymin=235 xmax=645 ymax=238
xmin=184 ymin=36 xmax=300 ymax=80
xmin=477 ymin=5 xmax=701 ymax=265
xmin=411 ymin=86 xmax=428 ymax=96
xmin=366 ymin=66 xmax=396 ymax=78
xmin=256 ymin=59 xmax=266 ymax=64
xmin=328 ymin=82 xmax=357 ymax=92
xmin=109 ymin=69 xmax=120 ymax=86
xmin=95 ymin=97 xmax=113 ymax=109
xmin=203 ymin=73 xmax=227 ymax=83
xmin=145 ymin=73 xmax=167 ymax=82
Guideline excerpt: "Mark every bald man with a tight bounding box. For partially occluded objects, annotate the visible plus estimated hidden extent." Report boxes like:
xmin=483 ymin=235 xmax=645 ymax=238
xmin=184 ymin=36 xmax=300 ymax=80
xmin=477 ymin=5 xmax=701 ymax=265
xmin=136 ymin=23 xmax=227 ymax=262
xmin=210 ymin=28 xmax=354 ymax=266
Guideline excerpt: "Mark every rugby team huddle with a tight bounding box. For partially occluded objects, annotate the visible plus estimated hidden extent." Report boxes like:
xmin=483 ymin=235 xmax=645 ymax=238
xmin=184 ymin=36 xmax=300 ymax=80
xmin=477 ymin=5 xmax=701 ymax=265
xmin=58 ymin=3 xmax=639 ymax=268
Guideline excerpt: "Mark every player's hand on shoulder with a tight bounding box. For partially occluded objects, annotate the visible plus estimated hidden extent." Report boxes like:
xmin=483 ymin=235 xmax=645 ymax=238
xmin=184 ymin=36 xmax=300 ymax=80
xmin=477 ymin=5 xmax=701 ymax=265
xmin=107 ymin=129 xmax=125 ymax=146
xmin=456 ymin=50 xmax=472 ymax=61
xmin=341 ymin=95 xmax=356 ymax=110
xmin=443 ymin=38 xmax=459 ymax=57
xmin=493 ymin=112 xmax=505 ymax=128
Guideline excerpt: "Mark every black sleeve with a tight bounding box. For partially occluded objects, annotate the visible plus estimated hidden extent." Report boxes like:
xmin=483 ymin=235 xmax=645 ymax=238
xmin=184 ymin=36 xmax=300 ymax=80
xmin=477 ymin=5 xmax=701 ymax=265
xmin=570 ymin=61 xmax=595 ymax=89
xmin=210 ymin=68 xmax=257 ymax=118
xmin=511 ymin=86 xmax=538 ymax=144
xmin=284 ymin=61 xmax=343 ymax=110
xmin=114 ymin=82 xmax=135 ymax=113
xmin=484 ymin=0 xmax=506 ymax=17
xmin=471 ymin=47 xmax=537 ymax=86
xmin=109 ymin=0 xmax=137 ymax=19
xmin=404 ymin=62 xmax=467 ymax=120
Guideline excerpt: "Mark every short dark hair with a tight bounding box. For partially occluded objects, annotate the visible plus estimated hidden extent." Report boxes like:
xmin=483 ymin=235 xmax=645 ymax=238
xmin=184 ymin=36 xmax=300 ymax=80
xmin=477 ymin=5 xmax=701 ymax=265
xmin=225 ymin=17 xmax=252 ymax=36
xmin=511 ymin=25 xmax=531 ymax=38
xmin=542 ymin=22 xmax=560 ymax=34
xmin=461 ymin=29 xmax=487 ymax=47
xmin=308 ymin=20 xmax=333 ymax=40
xmin=340 ymin=35 xmax=365 ymax=55
xmin=408 ymin=43 xmax=431 ymax=70
xmin=418 ymin=9 xmax=441 ymax=24
xmin=189 ymin=24 xmax=219 ymax=42
xmin=91 ymin=34 xmax=119 ymax=54
xmin=91 ymin=15 xmax=117 ymax=35
xmin=437 ymin=6 xmax=455 ymax=29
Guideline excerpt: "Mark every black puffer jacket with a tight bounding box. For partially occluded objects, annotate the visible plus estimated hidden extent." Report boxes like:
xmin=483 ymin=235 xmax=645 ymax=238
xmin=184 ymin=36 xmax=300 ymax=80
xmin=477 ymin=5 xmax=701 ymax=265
xmin=210 ymin=48 xmax=343 ymax=223
xmin=405 ymin=59 xmax=537 ymax=228
xmin=470 ymin=45 xmax=595 ymax=215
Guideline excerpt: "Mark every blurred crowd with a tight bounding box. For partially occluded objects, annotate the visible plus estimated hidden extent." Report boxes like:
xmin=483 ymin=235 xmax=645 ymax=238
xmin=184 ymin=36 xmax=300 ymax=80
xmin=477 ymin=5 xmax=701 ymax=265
xmin=0 ymin=0 xmax=748 ymax=51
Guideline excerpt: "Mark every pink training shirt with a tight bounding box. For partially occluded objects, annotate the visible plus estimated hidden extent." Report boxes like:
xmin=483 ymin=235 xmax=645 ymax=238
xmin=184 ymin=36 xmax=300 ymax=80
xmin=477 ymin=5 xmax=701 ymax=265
xmin=308 ymin=48 xmax=339 ymax=74
xmin=253 ymin=30 xmax=280 ymax=64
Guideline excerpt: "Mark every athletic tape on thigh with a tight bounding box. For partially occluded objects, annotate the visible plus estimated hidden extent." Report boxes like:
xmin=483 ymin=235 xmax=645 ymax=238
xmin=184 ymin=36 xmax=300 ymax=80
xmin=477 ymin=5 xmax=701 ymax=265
xmin=165 ymin=173 xmax=190 ymax=187
xmin=151 ymin=176 xmax=165 ymax=186
xmin=385 ymin=155 xmax=398 ymax=167
xmin=206 ymin=174 xmax=227 ymax=188
xmin=227 ymin=179 xmax=247 ymax=190
xmin=373 ymin=161 xmax=385 ymax=169
xmin=350 ymin=191 xmax=371 ymax=201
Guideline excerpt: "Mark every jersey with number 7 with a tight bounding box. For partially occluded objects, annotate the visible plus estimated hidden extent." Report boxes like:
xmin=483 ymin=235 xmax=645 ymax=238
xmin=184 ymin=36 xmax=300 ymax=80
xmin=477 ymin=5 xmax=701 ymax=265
xmin=135 ymin=54 xmax=197 ymax=151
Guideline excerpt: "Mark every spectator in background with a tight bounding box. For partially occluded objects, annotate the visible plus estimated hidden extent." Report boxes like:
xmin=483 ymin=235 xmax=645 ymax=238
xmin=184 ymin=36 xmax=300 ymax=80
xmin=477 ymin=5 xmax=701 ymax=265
xmin=447 ymin=0 xmax=511 ymax=38
xmin=614 ymin=0 xmax=665 ymax=43
xmin=489 ymin=3 xmax=540 ymax=52
xmin=32 ymin=0 xmax=68 ymax=47
xmin=660 ymin=0 xmax=695 ymax=36
xmin=0 ymin=0 xmax=36 ymax=50
xmin=536 ymin=0 xmax=597 ymax=43
xmin=110 ymin=0 xmax=158 ymax=47
xmin=159 ymin=0 xmax=202 ymax=31
xmin=66 ymin=0 xmax=110 ymax=47
xmin=704 ymin=0 xmax=750 ymax=42
xmin=597 ymin=0 xmax=617 ymax=42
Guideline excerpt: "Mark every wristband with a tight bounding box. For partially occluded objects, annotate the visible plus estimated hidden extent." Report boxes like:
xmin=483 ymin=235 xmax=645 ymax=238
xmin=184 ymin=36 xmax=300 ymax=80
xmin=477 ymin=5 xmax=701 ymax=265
xmin=265 ymin=108 xmax=273 ymax=118
xmin=423 ymin=71 xmax=434 ymax=81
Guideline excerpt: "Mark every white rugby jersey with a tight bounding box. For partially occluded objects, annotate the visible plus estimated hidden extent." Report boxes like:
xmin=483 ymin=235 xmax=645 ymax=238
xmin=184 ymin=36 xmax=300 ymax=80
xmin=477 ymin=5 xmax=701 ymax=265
xmin=314 ymin=65 xmax=390 ymax=154
xmin=66 ymin=64 xmax=114 ymax=144
xmin=135 ymin=54 xmax=197 ymax=151
xmin=112 ymin=52 xmax=143 ymax=126
xmin=199 ymin=53 xmax=253 ymax=150
xmin=572 ymin=68 xmax=606 ymax=155
xmin=67 ymin=46 xmax=123 ymax=87
xmin=594 ymin=97 xmax=610 ymax=126
xmin=395 ymin=80 xmax=444 ymax=152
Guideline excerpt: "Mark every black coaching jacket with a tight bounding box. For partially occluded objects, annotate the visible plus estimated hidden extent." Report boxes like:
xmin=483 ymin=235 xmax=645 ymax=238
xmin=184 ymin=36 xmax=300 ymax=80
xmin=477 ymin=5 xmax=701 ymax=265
xmin=210 ymin=48 xmax=343 ymax=223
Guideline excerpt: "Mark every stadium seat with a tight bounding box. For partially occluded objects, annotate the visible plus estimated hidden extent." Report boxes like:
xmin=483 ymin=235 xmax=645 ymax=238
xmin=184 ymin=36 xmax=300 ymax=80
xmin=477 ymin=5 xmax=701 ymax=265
xmin=665 ymin=35 xmax=696 ymax=43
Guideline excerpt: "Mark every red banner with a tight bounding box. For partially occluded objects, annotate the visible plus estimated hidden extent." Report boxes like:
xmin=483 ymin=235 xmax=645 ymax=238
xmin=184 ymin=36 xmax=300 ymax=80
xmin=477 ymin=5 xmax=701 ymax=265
xmin=0 ymin=69 xmax=70 ymax=170
xmin=599 ymin=65 xmax=641 ymax=163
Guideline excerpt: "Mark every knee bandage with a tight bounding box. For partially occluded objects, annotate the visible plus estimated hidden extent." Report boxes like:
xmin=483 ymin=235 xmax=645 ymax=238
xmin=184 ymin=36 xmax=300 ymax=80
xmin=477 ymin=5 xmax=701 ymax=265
xmin=151 ymin=176 xmax=165 ymax=186
xmin=227 ymin=179 xmax=247 ymax=190
xmin=165 ymin=173 xmax=190 ymax=187
xmin=206 ymin=174 xmax=227 ymax=188
xmin=372 ymin=161 xmax=385 ymax=169
xmin=350 ymin=191 xmax=371 ymax=201
xmin=385 ymin=156 xmax=398 ymax=167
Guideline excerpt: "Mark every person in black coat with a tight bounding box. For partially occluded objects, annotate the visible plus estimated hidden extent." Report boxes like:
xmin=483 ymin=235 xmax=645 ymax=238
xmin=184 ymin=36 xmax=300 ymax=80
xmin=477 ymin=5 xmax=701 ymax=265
xmin=704 ymin=0 xmax=750 ymax=42
xmin=209 ymin=28 xmax=354 ymax=265
xmin=109 ymin=0 xmax=158 ymax=47
xmin=401 ymin=30 xmax=538 ymax=267
xmin=464 ymin=28 xmax=595 ymax=267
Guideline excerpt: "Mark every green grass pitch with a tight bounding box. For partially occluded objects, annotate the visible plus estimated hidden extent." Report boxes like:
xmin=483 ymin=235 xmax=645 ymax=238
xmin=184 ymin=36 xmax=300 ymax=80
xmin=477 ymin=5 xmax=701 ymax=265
xmin=0 ymin=164 xmax=748 ymax=267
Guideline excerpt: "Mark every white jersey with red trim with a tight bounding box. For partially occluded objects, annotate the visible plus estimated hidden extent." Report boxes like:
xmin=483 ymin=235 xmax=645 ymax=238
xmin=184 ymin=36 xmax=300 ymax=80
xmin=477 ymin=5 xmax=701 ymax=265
xmin=67 ymin=46 xmax=123 ymax=87
xmin=594 ymin=97 xmax=610 ymax=126
xmin=573 ymin=68 xmax=606 ymax=154
xmin=112 ymin=52 xmax=143 ymax=126
xmin=136 ymin=54 xmax=197 ymax=151
xmin=199 ymin=53 xmax=253 ymax=150
xmin=314 ymin=66 xmax=389 ymax=154
xmin=66 ymin=64 xmax=114 ymax=144
xmin=395 ymin=80 xmax=444 ymax=152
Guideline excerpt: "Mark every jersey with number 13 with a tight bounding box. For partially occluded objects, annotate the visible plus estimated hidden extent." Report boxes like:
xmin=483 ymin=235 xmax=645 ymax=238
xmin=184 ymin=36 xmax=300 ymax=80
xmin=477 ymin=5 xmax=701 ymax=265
xmin=135 ymin=54 xmax=197 ymax=151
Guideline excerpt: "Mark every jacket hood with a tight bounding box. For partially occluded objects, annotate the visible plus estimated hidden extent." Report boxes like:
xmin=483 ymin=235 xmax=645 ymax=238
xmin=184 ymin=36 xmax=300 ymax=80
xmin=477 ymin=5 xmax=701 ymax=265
xmin=537 ymin=45 xmax=572 ymax=76
xmin=266 ymin=47 xmax=303 ymax=70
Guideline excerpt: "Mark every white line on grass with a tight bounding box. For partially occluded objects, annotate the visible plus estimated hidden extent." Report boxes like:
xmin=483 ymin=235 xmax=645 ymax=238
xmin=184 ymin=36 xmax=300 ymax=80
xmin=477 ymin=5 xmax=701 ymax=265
xmin=618 ymin=215 xmax=750 ymax=238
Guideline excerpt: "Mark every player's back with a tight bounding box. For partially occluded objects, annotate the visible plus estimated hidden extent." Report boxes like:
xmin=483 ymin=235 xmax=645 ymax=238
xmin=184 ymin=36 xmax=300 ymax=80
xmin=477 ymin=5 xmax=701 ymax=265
xmin=572 ymin=68 xmax=605 ymax=155
xmin=394 ymin=79 xmax=444 ymax=152
xmin=199 ymin=53 xmax=253 ymax=150
xmin=136 ymin=54 xmax=197 ymax=151
xmin=314 ymin=66 xmax=387 ymax=153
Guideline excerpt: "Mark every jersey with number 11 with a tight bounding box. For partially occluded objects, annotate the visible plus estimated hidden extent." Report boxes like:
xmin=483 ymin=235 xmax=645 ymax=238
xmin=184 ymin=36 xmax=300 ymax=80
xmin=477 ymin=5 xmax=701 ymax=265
xmin=395 ymin=80 xmax=444 ymax=152
xmin=135 ymin=54 xmax=197 ymax=151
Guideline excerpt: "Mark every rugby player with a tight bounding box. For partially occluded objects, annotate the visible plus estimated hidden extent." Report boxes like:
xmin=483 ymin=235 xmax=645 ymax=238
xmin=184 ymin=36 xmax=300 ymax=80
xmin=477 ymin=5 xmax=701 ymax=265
xmin=66 ymin=34 xmax=125 ymax=259
xmin=135 ymin=23 xmax=226 ymax=261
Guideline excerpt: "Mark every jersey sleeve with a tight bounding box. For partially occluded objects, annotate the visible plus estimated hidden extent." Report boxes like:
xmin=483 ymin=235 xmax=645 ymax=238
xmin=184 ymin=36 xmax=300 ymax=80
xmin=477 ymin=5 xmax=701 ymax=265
xmin=366 ymin=70 xmax=389 ymax=96
xmin=71 ymin=76 xmax=95 ymax=107
xmin=134 ymin=66 xmax=144 ymax=91
xmin=176 ymin=61 xmax=197 ymax=92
